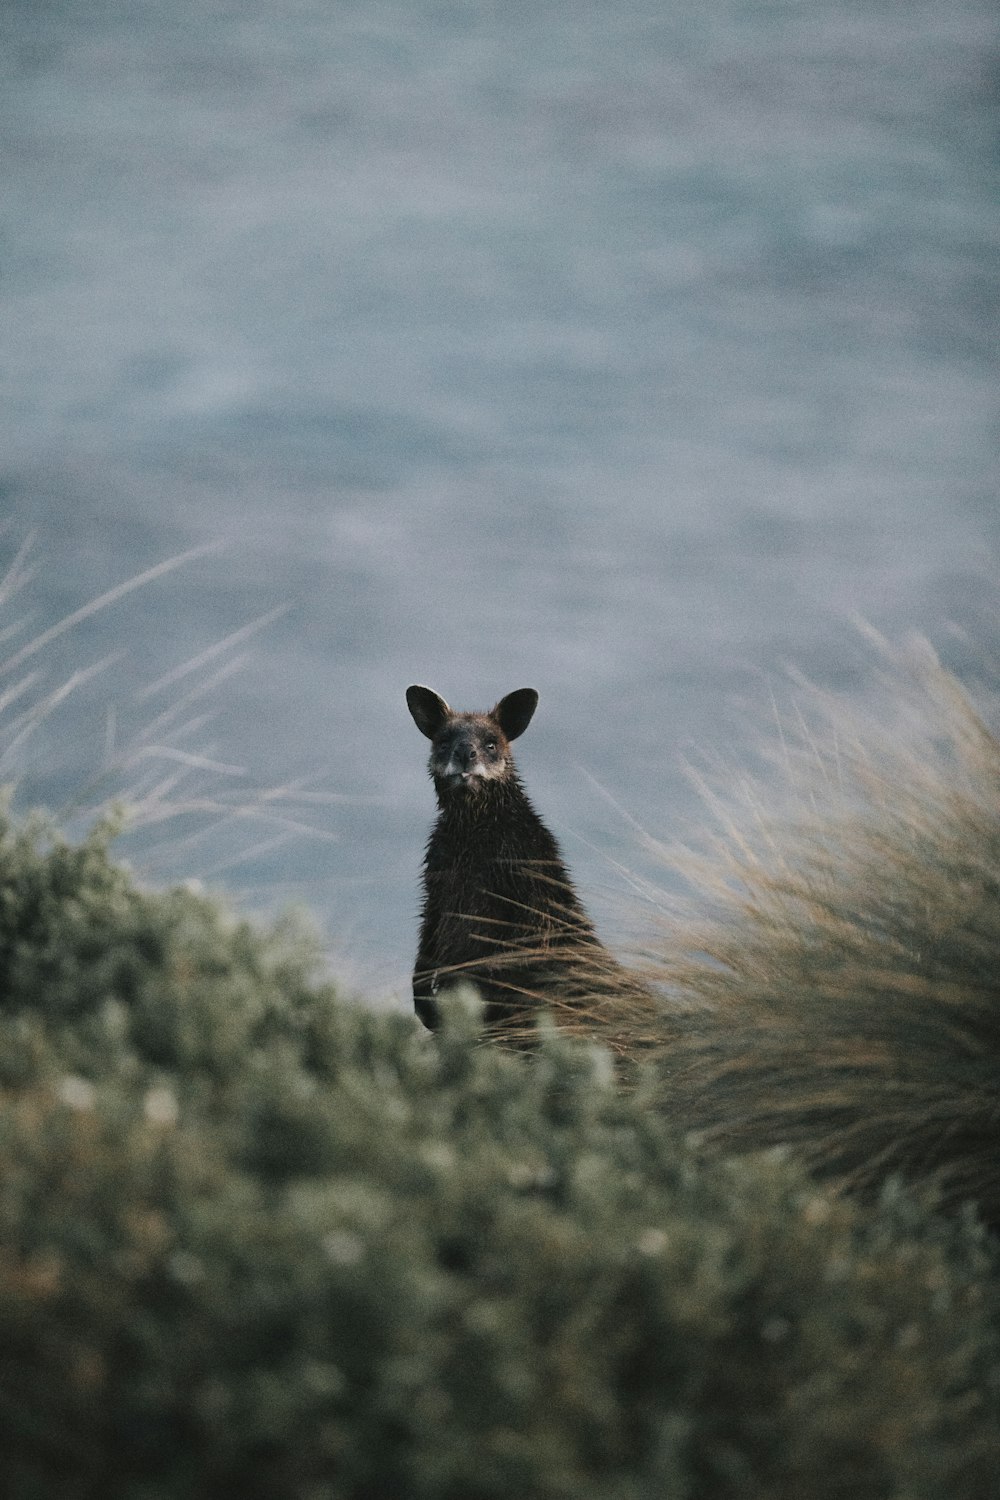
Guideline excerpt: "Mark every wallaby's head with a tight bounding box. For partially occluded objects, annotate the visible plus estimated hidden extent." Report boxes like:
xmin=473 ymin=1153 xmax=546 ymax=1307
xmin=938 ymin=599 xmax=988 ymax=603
xmin=406 ymin=685 xmax=538 ymax=798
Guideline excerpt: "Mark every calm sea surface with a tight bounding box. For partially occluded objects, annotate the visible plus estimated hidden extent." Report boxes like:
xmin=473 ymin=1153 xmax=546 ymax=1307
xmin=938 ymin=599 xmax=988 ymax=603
xmin=2 ymin=1 xmax=998 ymax=997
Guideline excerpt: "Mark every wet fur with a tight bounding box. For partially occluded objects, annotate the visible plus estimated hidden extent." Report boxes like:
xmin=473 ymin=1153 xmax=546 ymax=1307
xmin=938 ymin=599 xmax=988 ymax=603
xmin=407 ymin=686 xmax=621 ymax=1032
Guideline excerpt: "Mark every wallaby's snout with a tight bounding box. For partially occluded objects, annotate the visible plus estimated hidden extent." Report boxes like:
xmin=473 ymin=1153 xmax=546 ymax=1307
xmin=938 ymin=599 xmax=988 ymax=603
xmin=454 ymin=737 xmax=478 ymax=772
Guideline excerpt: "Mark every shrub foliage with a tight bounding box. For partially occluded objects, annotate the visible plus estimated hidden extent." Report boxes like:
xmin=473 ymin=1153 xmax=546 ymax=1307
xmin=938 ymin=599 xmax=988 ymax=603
xmin=0 ymin=812 xmax=996 ymax=1498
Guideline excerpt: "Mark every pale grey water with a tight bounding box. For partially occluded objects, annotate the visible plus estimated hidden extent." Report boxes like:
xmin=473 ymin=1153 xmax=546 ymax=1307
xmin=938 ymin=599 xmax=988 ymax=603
xmin=2 ymin=2 xmax=998 ymax=998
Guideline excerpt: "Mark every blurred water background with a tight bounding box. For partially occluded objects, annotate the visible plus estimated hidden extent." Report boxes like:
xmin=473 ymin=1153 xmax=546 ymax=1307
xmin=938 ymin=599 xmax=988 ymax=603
xmin=2 ymin=1 xmax=998 ymax=999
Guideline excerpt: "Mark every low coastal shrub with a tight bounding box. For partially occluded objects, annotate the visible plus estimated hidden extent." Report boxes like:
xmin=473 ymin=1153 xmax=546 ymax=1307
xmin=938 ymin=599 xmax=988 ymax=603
xmin=0 ymin=813 xmax=996 ymax=1498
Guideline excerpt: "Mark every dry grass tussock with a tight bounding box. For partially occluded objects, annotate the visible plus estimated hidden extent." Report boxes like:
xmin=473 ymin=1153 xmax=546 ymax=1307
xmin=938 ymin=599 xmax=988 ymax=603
xmin=587 ymin=632 xmax=1000 ymax=1226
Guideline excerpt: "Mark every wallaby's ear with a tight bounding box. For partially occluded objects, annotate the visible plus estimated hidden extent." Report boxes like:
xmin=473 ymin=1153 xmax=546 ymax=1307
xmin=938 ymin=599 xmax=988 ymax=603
xmin=492 ymin=688 xmax=538 ymax=742
xmin=406 ymin=685 xmax=452 ymax=739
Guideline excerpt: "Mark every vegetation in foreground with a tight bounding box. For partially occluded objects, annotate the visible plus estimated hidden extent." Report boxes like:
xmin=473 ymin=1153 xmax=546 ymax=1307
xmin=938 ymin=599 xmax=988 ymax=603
xmin=0 ymin=802 xmax=996 ymax=1498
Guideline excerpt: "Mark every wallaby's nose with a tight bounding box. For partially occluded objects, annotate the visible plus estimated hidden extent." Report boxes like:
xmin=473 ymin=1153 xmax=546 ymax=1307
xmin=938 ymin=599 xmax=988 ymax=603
xmin=457 ymin=742 xmax=477 ymax=769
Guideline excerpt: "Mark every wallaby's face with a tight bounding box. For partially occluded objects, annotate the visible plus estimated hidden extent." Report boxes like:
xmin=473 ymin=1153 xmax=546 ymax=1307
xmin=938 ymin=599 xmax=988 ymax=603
xmin=406 ymin=686 xmax=538 ymax=798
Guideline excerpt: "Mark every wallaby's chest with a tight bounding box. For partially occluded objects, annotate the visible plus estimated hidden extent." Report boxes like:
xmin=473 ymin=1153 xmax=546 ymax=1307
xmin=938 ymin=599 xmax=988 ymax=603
xmin=422 ymin=799 xmax=563 ymax=914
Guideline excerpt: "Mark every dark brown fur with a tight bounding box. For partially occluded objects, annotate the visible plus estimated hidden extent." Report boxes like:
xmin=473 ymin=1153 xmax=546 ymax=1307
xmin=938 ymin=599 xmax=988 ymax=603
xmin=406 ymin=685 xmax=625 ymax=1033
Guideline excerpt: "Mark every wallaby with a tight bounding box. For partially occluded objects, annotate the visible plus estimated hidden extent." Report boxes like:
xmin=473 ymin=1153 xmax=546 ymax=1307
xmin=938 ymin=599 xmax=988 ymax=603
xmin=406 ymin=685 xmax=620 ymax=1032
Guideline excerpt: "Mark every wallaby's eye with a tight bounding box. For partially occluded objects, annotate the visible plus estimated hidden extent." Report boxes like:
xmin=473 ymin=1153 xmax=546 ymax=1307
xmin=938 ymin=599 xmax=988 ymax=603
xmin=484 ymin=739 xmax=497 ymax=755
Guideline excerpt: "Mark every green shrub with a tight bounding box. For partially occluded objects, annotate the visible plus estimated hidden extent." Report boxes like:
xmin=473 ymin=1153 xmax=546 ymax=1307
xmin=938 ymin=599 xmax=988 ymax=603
xmin=0 ymin=812 xmax=996 ymax=1498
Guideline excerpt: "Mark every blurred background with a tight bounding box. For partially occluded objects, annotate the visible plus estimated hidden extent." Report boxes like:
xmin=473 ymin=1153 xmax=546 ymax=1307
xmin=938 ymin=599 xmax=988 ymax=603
xmin=2 ymin=1 xmax=998 ymax=1000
